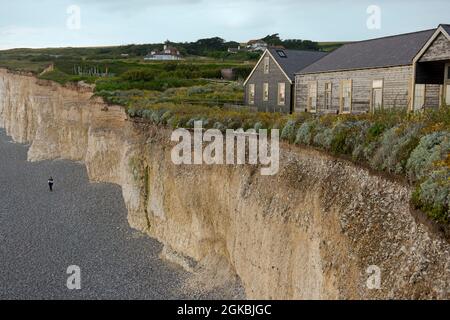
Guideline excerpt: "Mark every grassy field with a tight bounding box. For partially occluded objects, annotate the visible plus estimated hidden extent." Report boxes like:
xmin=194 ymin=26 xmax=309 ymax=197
xmin=0 ymin=50 xmax=253 ymax=106
xmin=0 ymin=58 xmax=50 ymax=74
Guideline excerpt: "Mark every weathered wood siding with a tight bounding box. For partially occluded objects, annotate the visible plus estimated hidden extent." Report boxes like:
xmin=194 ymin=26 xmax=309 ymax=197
xmin=295 ymin=66 xmax=414 ymax=113
xmin=424 ymin=84 xmax=442 ymax=108
xmin=244 ymin=51 xmax=292 ymax=113
xmin=419 ymin=33 xmax=450 ymax=62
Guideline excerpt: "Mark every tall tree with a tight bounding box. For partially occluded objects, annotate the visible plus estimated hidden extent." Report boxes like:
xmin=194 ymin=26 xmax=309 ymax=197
xmin=262 ymin=34 xmax=283 ymax=46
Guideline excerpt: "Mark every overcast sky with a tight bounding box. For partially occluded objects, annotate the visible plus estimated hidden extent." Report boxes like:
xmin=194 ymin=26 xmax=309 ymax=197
xmin=0 ymin=0 xmax=449 ymax=49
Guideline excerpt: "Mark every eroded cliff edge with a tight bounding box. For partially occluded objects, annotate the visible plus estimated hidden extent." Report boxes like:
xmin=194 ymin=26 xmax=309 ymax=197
xmin=0 ymin=68 xmax=449 ymax=299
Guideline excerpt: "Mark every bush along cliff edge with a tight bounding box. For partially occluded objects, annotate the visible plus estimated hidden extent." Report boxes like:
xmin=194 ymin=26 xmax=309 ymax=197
xmin=124 ymin=104 xmax=449 ymax=225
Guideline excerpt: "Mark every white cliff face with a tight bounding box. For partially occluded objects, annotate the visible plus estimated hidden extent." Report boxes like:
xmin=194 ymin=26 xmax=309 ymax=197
xmin=0 ymin=68 xmax=449 ymax=300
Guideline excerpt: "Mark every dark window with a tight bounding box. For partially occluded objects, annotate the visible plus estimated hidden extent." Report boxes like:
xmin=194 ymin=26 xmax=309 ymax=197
xmin=448 ymin=66 xmax=450 ymax=79
xmin=276 ymin=50 xmax=287 ymax=58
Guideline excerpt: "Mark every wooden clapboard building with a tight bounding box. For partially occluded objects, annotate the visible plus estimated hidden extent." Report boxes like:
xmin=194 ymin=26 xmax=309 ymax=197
xmin=244 ymin=48 xmax=327 ymax=113
xmin=295 ymin=24 xmax=450 ymax=114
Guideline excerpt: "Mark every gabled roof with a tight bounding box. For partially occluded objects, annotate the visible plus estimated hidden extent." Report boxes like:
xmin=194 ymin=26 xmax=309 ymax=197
xmin=244 ymin=48 xmax=328 ymax=85
xmin=413 ymin=24 xmax=450 ymax=63
xmin=268 ymin=48 xmax=328 ymax=80
xmin=299 ymin=28 xmax=436 ymax=75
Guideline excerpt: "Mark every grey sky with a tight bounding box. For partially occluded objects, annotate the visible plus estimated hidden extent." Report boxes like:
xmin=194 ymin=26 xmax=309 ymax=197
xmin=0 ymin=0 xmax=449 ymax=49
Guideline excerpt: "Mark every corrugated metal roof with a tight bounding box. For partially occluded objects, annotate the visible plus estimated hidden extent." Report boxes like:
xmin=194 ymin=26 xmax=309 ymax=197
xmin=299 ymin=29 xmax=436 ymax=74
xmin=268 ymin=48 xmax=328 ymax=80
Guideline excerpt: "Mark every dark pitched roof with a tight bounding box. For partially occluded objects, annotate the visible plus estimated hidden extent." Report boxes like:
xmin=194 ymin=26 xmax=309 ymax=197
xmin=441 ymin=24 xmax=450 ymax=35
xmin=268 ymin=48 xmax=328 ymax=80
xmin=299 ymin=29 xmax=436 ymax=74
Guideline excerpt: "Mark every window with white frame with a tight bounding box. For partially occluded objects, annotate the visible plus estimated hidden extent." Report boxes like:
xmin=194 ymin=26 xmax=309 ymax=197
xmin=324 ymin=82 xmax=332 ymax=110
xmin=278 ymin=83 xmax=286 ymax=106
xmin=264 ymin=57 xmax=270 ymax=74
xmin=308 ymin=82 xmax=318 ymax=112
xmin=263 ymin=83 xmax=269 ymax=101
xmin=372 ymin=80 xmax=383 ymax=112
xmin=248 ymin=84 xmax=255 ymax=105
xmin=414 ymin=84 xmax=425 ymax=111
xmin=340 ymin=80 xmax=352 ymax=113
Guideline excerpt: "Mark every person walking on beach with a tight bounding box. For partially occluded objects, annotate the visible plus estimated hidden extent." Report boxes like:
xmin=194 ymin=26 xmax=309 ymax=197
xmin=48 ymin=177 xmax=54 ymax=192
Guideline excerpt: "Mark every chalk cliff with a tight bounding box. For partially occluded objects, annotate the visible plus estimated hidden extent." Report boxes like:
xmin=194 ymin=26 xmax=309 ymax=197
xmin=0 ymin=68 xmax=449 ymax=299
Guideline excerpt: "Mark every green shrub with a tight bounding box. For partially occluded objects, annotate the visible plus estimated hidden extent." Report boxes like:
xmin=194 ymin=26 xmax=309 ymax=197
xmin=350 ymin=121 xmax=376 ymax=161
xmin=187 ymin=85 xmax=214 ymax=95
xmin=295 ymin=120 xmax=318 ymax=145
xmin=150 ymin=111 xmax=160 ymax=124
xmin=313 ymin=126 xmax=333 ymax=149
xmin=412 ymin=169 xmax=449 ymax=223
xmin=134 ymin=109 xmax=143 ymax=118
xmin=186 ymin=117 xmax=201 ymax=128
xmin=213 ymin=121 xmax=226 ymax=132
xmin=330 ymin=129 xmax=349 ymax=154
xmin=160 ymin=111 xmax=173 ymax=125
xmin=226 ymin=82 xmax=243 ymax=92
xmin=224 ymin=118 xmax=241 ymax=130
xmin=242 ymin=119 xmax=255 ymax=130
xmin=367 ymin=122 xmax=386 ymax=141
xmin=406 ymin=131 xmax=450 ymax=182
xmin=254 ymin=122 xmax=264 ymax=131
xmin=167 ymin=115 xmax=180 ymax=128
xmin=121 ymin=69 xmax=156 ymax=82
xmin=127 ymin=108 xmax=138 ymax=117
xmin=370 ymin=124 xmax=422 ymax=174
xmin=281 ymin=120 xmax=297 ymax=143
xmin=326 ymin=121 xmax=363 ymax=155
xmin=141 ymin=109 xmax=153 ymax=120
